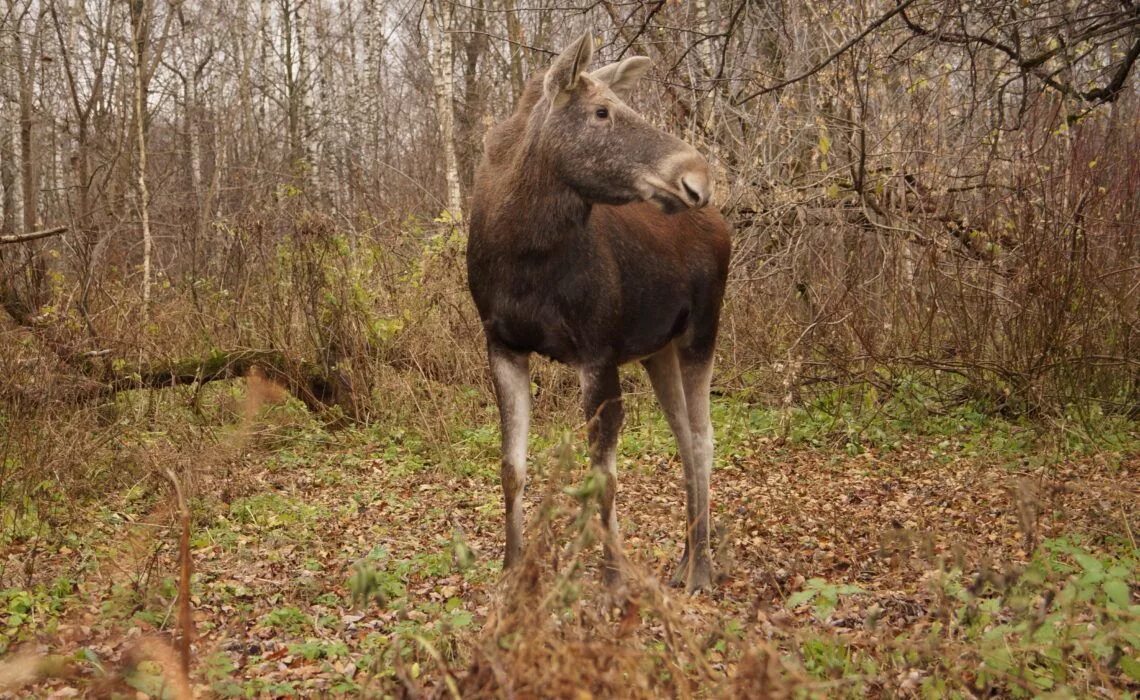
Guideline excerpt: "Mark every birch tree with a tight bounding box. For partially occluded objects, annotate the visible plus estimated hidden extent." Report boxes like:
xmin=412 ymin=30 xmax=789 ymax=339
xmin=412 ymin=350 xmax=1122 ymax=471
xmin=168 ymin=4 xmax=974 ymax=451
xmin=129 ymin=0 xmax=154 ymax=311
xmin=425 ymin=0 xmax=462 ymax=221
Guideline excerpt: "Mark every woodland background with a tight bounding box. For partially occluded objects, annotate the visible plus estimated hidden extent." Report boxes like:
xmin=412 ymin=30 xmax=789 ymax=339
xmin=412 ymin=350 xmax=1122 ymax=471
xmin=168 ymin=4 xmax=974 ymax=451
xmin=1 ymin=0 xmax=1138 ymax=697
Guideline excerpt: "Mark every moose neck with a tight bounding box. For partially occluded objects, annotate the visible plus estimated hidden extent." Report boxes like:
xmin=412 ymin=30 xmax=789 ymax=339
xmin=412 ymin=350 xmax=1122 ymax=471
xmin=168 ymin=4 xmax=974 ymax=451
xmin=496 ymin=114 xmax=594 ymax=251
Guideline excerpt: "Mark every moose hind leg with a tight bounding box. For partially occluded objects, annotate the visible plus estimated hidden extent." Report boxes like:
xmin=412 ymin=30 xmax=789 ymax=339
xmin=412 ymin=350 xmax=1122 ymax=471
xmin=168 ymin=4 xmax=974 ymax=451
xmin=678 ymin=350 xmax=715 ymax=592
xmin=642 ymin=344 xmax=698 ymax=587
xmin=489 ymin=345 xmax=531 ymax=569
xmin=579 ymin=364 xmax=624 ymax=586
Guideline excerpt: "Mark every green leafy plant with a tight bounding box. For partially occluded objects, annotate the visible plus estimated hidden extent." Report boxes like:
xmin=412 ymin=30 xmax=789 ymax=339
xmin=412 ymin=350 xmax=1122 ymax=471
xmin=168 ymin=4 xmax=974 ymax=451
xmin=786 ymin=578 xmax=864 ymax=620
xmin=261 ymin=606 xmax=311 ymax=635
xmin=288 ymin=638 xmax=349 ymax=661
xmin=937 ymin=537 xmax=1139 ymax=696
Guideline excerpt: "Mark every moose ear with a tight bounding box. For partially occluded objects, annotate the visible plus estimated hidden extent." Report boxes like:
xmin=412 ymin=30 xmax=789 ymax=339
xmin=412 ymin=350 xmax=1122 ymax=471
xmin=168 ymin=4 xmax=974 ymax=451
xmin=543 ymin=34 xmax=594 ymax=103
xmin=590 ymin=56 xmax=652 ymax=99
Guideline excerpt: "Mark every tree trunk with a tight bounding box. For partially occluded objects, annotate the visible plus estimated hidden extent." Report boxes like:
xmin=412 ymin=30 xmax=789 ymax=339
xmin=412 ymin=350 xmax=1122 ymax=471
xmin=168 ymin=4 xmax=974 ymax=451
xmin=282 ymin=0 xmax=304 ymax=172
xmin=366 ymin=0 xmax=386 ymax=165
xmin=693 ymin=0 xmax=714 ymax=76
xmin=131 ymin=0 xmax=154 ymax=313
xmin=0 ymin=226 xmax=67 ymax=245
xmin=0 ymin=339 xmax=362 ymax=421
xmin=3 ymin=3 xmax=48 ymax=318
xmin=0 ymin=123 xmax=14 ymax=235
xmin=297 ymin=0 xmax=316 ymax=192
xmin=17 ymin=39 xmax=37 ymax=237
xmin=0 ymin=51 xmax=16 ymax=235
xmin=459 ymin=0 xmax=487 ymax=193
xmin=425 ymin=0 xmax=462 ymax=221
xmin=188 ymin=74 xmax=203 ymax=228
xmin=503 ymin=0 xmax=524 ymax=100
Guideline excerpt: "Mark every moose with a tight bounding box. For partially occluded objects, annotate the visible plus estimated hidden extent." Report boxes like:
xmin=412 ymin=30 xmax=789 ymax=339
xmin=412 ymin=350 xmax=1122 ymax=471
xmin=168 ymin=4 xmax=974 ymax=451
xmin=467 ymin=35 xmax=731 ymax=592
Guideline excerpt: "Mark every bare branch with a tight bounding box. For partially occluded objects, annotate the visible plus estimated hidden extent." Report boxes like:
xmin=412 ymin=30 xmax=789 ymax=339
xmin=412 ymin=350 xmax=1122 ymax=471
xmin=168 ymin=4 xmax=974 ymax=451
xmin=899 ymin=3 xmax=1140 ymax=105
xmin=734 ymin=0 xmax=920 ymax=106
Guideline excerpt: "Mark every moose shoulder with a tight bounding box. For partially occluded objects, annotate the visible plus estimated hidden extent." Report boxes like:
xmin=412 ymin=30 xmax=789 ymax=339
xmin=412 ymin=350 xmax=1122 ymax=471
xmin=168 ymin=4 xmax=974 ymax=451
xmin=467 ymin=35 xmax=730 ymax=592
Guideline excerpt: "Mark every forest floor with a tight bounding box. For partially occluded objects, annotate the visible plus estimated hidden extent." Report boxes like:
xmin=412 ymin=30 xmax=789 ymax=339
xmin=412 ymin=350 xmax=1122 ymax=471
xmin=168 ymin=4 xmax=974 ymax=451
xmin=1 ymin=386 xmax=1138 ymax=698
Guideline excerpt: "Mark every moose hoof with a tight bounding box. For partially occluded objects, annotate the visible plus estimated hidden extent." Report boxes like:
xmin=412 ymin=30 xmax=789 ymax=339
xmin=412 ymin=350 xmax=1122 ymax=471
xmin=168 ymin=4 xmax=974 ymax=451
xmin=669 ymin=552 xmax=690 ymax=588
xmin=685 ymin=562 xmax=713 ymax=593
xmin=671 ymin=554 xmax=713 ymax=593
xmin=602 ymin=562 xmax=623 ymax=588
xmin=502 ymin=545 xmax=523 ymax=572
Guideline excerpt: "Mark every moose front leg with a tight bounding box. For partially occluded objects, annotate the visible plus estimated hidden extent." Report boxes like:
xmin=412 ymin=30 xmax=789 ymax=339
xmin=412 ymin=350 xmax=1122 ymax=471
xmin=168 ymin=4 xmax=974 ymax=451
xmin=579 ymin=364 xmax=625 ymax=586
xmin=489 ymin=344 xmax=531 ymax=569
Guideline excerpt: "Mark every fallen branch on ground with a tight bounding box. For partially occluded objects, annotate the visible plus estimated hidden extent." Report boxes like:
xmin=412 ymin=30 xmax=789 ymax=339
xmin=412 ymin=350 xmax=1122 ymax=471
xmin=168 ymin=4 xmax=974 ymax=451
xmin=102 ymin=349 xmax=355 ymax=417
xmin=1 ymin=292 xmax=361 ymax=418
xmin=2 ymin=343 xmax=358 ymax=420
xmin=0 ymin=226 xmax=68 ymax=245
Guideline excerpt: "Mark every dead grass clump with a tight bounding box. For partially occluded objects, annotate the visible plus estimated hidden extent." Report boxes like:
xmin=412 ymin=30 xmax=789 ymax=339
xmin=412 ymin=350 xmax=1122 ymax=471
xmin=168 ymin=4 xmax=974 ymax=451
xmin=0 ymin=649 xmax=70 ymax=694
xmin=0 ymin=638 xmax=191 ymax=699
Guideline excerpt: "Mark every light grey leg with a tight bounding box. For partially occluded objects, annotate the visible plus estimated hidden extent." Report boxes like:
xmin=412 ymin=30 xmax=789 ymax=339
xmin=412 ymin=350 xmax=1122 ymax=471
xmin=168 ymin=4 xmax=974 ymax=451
xmin=642 ymin=343 xmax=699 ymax=586
xmin=489 ymin=344 xmax=530 ymax=569
xmin=579 ymin=363 xmax=624 ymax=585
xmin=679 ymin=352 xmax=715 ymax=592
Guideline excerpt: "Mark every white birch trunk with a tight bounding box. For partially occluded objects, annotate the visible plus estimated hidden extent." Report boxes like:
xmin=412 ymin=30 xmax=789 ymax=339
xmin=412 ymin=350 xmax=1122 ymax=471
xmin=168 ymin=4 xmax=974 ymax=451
xmin=132 ymin=1 xmax=153 ymax=312
xmin=187 ymin=75 xmax=202 ymax=212
xmin=694 ymin=0 xmax=715 ymax=76
xmin=366 ymin=0 xmax=385 ymax=161
xmin=426 ymin=0 xmax=462 ymax=221
xmin=297 ymin=0 xmax=316 ymax=194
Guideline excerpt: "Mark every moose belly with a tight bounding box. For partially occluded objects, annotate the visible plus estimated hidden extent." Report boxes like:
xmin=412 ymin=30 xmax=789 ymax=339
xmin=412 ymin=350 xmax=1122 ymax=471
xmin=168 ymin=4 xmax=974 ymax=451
xmin=485 ymin=312 xmax=581 ymax=365
xmin=485 ymin=298 xmax=690 ymax=367
xmin=617 ymin=303 xmax=690 ymax=363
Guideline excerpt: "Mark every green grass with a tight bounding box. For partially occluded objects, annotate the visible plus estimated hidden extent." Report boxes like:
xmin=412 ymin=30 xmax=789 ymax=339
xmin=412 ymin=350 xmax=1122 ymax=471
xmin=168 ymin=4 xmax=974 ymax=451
xmin=228 ymin=493 xmax=322 ymax=530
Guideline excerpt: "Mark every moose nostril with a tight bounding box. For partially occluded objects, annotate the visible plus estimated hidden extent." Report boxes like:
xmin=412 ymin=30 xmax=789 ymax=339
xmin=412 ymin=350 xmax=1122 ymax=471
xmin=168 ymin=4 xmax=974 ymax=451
xmin=681 ymin=177 xmax=701 ymax=205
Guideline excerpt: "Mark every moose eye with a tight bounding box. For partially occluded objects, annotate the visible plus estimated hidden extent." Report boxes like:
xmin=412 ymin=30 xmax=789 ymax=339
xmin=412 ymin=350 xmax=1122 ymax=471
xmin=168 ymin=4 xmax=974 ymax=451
xmin=594 ymin=107 xmax=609 ymax=119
